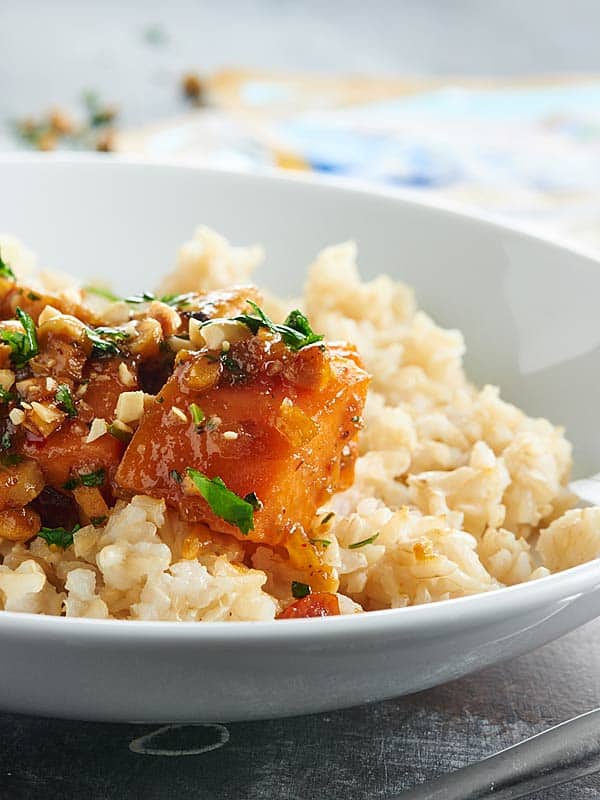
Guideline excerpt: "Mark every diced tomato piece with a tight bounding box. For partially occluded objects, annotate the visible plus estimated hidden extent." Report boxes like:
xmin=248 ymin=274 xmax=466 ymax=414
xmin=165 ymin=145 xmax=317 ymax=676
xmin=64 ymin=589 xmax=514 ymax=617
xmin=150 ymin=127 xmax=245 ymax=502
xmin=277 ymin=592 xmax=341 ymax=619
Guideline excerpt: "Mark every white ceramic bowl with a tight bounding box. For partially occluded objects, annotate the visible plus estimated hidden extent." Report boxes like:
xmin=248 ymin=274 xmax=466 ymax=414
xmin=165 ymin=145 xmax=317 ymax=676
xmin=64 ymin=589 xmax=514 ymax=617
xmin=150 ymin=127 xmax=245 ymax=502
xmin=1 ymin=155 xmax=599 ymax=723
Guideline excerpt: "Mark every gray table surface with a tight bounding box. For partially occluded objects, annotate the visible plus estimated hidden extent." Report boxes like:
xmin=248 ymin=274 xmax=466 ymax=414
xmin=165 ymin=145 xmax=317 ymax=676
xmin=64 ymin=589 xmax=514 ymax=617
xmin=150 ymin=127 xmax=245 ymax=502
xmin=2 ymin=618 xmax=600 ymax=799
xmin=2 ymin=2 xmax=600 ymax=798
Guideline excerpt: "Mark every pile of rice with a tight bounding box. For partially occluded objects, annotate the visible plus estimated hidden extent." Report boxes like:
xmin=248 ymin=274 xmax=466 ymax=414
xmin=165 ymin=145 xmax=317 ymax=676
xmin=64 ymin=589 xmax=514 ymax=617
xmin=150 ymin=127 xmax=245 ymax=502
xmin=1 ymin=226 xmax=599 ymax=621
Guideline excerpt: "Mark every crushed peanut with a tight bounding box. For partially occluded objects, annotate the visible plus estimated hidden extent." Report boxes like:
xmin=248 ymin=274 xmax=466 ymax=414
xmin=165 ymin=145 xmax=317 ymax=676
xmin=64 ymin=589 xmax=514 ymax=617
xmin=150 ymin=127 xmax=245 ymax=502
xmin=0 ymin=370 xmax=15 ymax=392
xmin=9 ymin=408 xmax=25 ymax=425
xmin=86 ymin=417 xmax=108 ymax=443
xmin=37 ymin=305 xmax=62 ymax=326
xmin=114 ymin=390 xmax=145 ymax=424
xmin=194 ymin=319 xmax=251 ymax=351
xmin=118 ymin=362 xmax=135 ymax=388
xmin=170 ymin=406 xmax=188 ymax=423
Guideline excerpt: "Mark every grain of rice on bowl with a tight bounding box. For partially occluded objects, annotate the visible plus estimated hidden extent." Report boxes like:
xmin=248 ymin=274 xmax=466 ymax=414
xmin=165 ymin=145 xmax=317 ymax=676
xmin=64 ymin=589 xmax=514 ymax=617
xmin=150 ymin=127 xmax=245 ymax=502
xmin=0 ymin=225 xmax=598 ymax=621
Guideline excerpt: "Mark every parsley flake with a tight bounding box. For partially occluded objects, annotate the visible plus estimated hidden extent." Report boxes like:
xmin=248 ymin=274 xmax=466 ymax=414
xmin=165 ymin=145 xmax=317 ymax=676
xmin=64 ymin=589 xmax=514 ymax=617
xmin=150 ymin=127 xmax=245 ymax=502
xmin=84 ymin=325 xmax=129 ymax=357
xmin=186 ymin=468 xmax=255 ymax=535
xmin=243 ymin=492 xmax=263 ymax=511
xmin=0 ymin=250 xmax=16 ymax=281
xmin=309 ymin=538 xmax=331 ymax=549
xmin=0 ymin=307 xmax=39 ymax=369
xmin=80 ymin=469 xmax=105 ymax=487
xmin=348 ymin=532 xmax=380 ymax=549
xmin=291 ymin=581 xmax=311 ymax=599
xmin=189 ymin=403 xmax=205 ymax=429
xmin=234 ymin=301 xmax=323 ymax=352
xmin=55 ymin=384 xmax=77 ymax=417
xmin=0 ymin=388 xmax=16 ymax=404
xmin=38 ymin=524 xmax=80 ymax=549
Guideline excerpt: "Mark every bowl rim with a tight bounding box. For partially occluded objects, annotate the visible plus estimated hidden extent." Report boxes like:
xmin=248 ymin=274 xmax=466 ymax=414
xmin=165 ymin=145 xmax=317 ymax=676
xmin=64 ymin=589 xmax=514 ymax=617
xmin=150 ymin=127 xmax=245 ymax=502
xmin=0 ymin=152 xmax=599 ymax=640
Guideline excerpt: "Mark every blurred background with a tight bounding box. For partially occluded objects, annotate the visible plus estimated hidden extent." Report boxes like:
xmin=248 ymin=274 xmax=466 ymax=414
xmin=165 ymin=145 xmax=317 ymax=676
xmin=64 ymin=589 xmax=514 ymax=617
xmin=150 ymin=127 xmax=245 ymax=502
xmin=2 ymin=0 xmax=600 ymax=249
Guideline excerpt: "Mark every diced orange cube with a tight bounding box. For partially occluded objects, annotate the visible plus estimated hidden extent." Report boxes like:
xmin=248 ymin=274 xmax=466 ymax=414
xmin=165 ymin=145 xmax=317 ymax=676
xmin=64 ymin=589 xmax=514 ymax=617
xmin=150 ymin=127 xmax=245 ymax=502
xmin=116 ymin=338 xmax=369 ymax=545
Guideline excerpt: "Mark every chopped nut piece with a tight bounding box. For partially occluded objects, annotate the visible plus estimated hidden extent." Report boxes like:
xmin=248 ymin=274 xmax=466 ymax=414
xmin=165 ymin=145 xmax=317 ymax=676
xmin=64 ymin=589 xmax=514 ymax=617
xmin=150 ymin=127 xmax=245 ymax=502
xmin=9 ymin=408 xmax=25 ymax=425
xmin=86 ymin=417 xmax=108 ymax=443
xmin=195 ymin=319 xmax=251 ymax=351
xmin=115 ymin=390 xmax=145 ymax=424
xmin=170 ymin=406 xmax=188 ymax=423
xmin=148 ymin=301 xmax=181 ymax=337
xmin=128 ymin=318 xmax=162 ymax=359
xmin=37 ymin=305 xmax=62 ymax=326
xmin=118 ymin=362 xmax=135 ymax=387
xmin=0 ymin=370 xmax=15 ymax=391
xmin=28 ymin=401 xmax=67 ymax=437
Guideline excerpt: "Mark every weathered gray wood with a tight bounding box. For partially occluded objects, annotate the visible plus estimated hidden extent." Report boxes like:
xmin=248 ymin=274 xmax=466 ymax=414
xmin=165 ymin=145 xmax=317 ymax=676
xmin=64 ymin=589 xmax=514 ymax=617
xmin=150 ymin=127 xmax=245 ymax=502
xmin=2 ymin=619 xmax=600 ymax=799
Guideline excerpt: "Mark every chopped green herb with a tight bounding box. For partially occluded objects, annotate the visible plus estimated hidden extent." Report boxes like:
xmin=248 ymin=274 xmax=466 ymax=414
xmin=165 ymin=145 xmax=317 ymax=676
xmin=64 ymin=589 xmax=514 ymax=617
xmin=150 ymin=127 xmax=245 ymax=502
xmin=189 ymin=403 xmax=205 ymax=429
xmin=186 ymin=468 xmax=255 ymax=535
xmin=244 ymin=492 xmax=263 ymax=511
xmin=90 ymin=516 xmax=107 ymax=527
xmin=0 ymin=452 xmax=22 ymax=467
xmin=55 ymin=384 xmax=77 ymax=417
xmin=291 ymin=581 xmax=311 ymax=599
xmin=124 ymin=291 xmax=156 ymax=304
xmin=63 ymin=477 xmax=80 ymax=490
xmin=234 ymin=301 xmax=323 ymax=352
xmin=0 ymin=307 xmax=39 ymax=369
xmin=204 ymin=416 xmax=221 ymax=433
xmin=0 ymin=388 xmax=16 ymax=404
xmin=281 ymin=309 xmax=324 ymax=350
xmin=38 ymin=524 xmax=80 ymax=549
xmin=320 ymin=511 xmax=335 ymax=526
xmin=27 ymin=291 xmax=41 ymax=301
xmin=348 ymin=532 xmax=380 ymax=549
xmin=309 ymin=538 xmax=331 ymax=549
xmin=351 ymin=415 xmax=363 ymax=425
xmin=84 ymin=324 xmax=129 ymax=356
xmin=107 ymin=423 xmax=133 ymax=443
xmin=0 ymin=250 xmax=16 ymax=281
xmin=79 ymin=468 xmax=105 ymax=487
xmin=127 ymin=290 xmax=194 ymax=307
xmin=0 ymin=431 xmax=12 ymax=450
xmin=170 ymin=469 xmax=182 ymax=483
xmin=220 ymin=353 xmax=246 ymax=380
xmin=84 ymin=285 xmax=121 ymax=302
xmin=160 ymin=292 xmax=196 ymax=308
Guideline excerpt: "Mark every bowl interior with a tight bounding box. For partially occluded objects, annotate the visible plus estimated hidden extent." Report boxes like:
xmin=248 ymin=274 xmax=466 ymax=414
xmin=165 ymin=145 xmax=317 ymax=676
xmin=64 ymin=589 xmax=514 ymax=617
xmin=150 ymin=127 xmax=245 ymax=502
xmin=0 ymin=156 xmax=598 ymax=477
